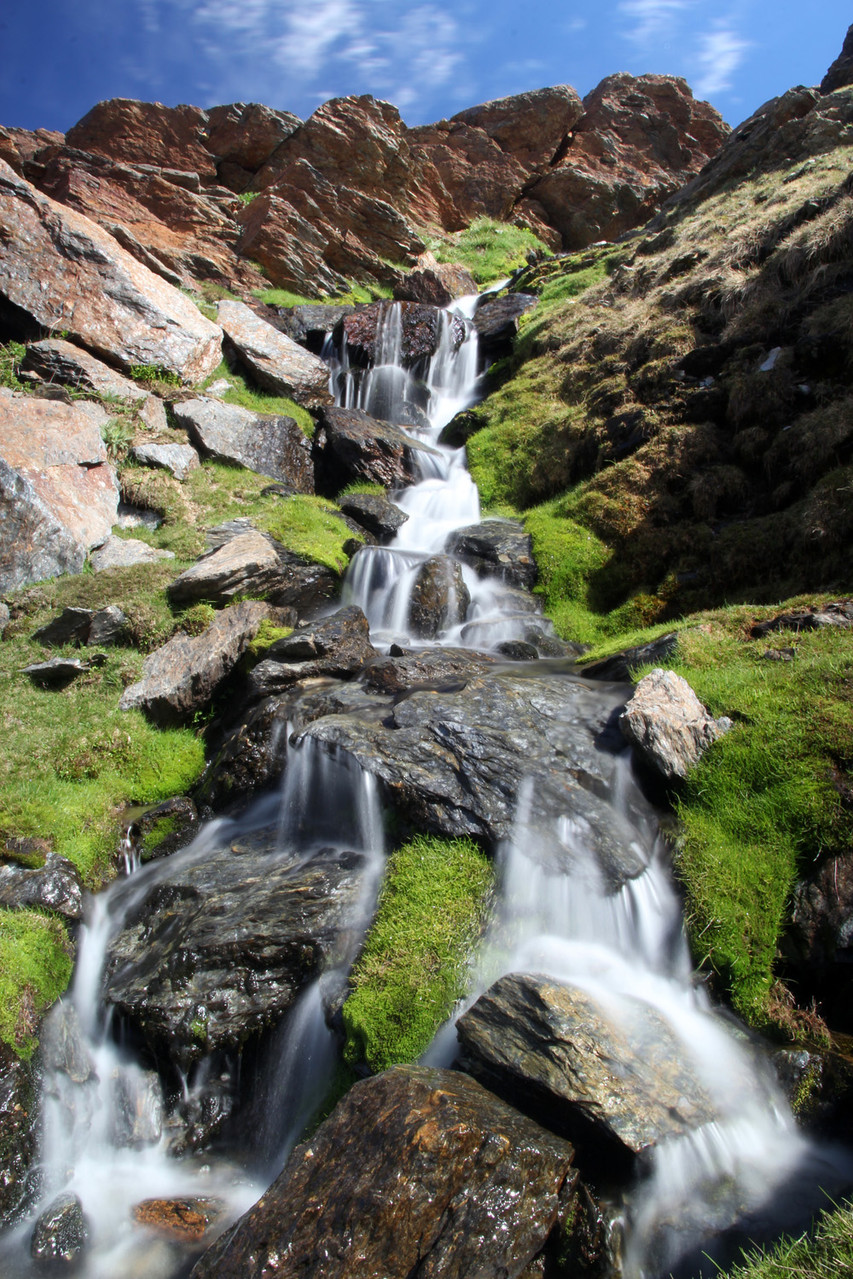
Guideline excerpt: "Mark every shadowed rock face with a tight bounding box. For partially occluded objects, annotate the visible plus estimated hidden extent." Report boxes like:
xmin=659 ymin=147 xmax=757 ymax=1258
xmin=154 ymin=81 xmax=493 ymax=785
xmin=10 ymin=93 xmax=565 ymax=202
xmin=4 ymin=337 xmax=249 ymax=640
xmin=189 ymin=1065 xmax=580 ymax=1279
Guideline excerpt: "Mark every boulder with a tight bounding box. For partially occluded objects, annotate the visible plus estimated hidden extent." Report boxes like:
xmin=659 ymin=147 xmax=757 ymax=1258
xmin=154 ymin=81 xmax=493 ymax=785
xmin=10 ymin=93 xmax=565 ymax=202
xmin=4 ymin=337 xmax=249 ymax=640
xmin=39 ymin=1002 xmax=96 ymax=1085
xmin=271 ymin=303 xmax=355 ymax=353
xmin=234 ymin=190 xmax=351 ymax=297
xmin=452 ymin=86 xmax=584 ymax=166
xmin=407 ymin=555 xmax=470 ymax=638
xmin=217 ymin=300 xmax=332 ymax=408
xmin=444 ymin=518 xmax=537 ymax=591
xmin=22 ymin=656 xmax=103 ymax=688
xmin=21 ymin=339 xmax=148 ymax=403
xmin=66 ymin=99 xmax=217 ymax=177
xmin=189 ymin=1065 xmax=580 ymax=1279
xmin=312 ymin=405 xmax=436 ymax=495
xmin=359 ymin=646 xmax=500 ymax=695
xmin=0 ymin=389 xmax=119 ymax=592
xmin=205 ymin=102 xmax=301 ymax=174
xmin=89 ymin=537 xmax=175 ymax=571
xmin=0 ymin=160 xmax=222 ymax=382
xmin=472 ymin=292 xmax=538 ymax=362
xmin=299 ymin=670 xmax=647 ymax=887
xmin=619 ymin=668 xmax=732 ymax=782
xmin=393 ymin=256 xmax=477 ymax=306
xmin=119 ymin=600 xmax=268 ymax=724
xmin=0 ymin=854 xmax=83 ymax=922
xmin=131 ymin=442 xmax=200 ymax=482
xmin=0 ymin=1046 xmax=39 ymax=1229
xmin=171 ymin=398 xmax=314 ymax=491
xmin=333 ymin=301 xmax=467 ymax=369
xmin=131 ymin=796 xmax=200 ymax=864
xmin=338 ymin=493 xmax=409 ymax=541
xmin=247 ymin=606 xmax=376 ymax=699
xmin=166 ymin=530 xmax=338 ymax=613
xmin=457 ymin=974 xmax=718 ymax=1166
xmin=104 ymin=840 xmax=366 ymax=1066
xmin=30 ymin=1192 xmax=89 ymax=1268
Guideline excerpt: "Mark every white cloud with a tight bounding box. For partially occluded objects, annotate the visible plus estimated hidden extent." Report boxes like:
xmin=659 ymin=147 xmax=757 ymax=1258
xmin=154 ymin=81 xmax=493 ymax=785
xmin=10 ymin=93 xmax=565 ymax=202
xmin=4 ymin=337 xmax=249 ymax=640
xmin=693 ymin=24 xmax=750 ymax=97
xmin=617 ymin=0 xmax=689 ymax=46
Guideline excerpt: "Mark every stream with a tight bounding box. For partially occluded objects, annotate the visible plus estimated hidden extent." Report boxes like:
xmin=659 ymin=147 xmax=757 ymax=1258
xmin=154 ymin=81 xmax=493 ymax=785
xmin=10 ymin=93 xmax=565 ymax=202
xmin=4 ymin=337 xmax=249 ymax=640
xmin=1 ymin=294 xmax=850 ymax=1278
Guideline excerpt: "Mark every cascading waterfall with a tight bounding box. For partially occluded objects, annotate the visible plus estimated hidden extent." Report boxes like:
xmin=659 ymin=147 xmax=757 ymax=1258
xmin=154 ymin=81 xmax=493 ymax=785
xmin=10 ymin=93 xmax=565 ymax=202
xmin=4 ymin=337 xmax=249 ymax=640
xmin=4 ymin=293 xmax=847 ymax=1279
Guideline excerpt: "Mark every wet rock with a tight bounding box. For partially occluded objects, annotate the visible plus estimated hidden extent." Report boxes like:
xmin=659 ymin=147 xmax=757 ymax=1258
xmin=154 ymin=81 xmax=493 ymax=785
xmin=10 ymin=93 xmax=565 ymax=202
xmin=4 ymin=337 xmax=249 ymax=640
xmin=782 ymin=851 xmax=853 ymax=1031
xmin=312 ymin=405 xmax=437 ymax=495
xmin=171 ymin=398 xmax=314 ymax=492
xmin=445 ymin=518 xmax=537 ymax=591
xmin=338 ymin=493 xmax=409 ymax=541
xmin=407 ymin=555 xmax=470 ymax=639
xmin=0 ymin=1045 xmax=39 ymax=1229
xmin=0 ymin=160 xmax=222 ymax=382
xmin=359 ymin=646 xmax=500 ymax=695
xmin=89 ymin=537 xmax=175 ymax=571
xmin=456 ymin=972 xmax=717 ymax=1165
xmin=133 ymin=1197 xmax=225 ymax=1242
xmin=495 ymin=639 xmax=540 ymax=660
xmin=0 ymin=855 xmax=83 ymax=923
xmin=119 ymin=600 xmax=268 ymax=725
xmin=21 ymin=339 xmax=148 ymax=403
xmin=112 ymin=1069 xmax=165 ymax=1147
xmin=104 ymin=841 xmax=366 ymax=1066
xmin=0 ymin=389 xmax=119 ymax=592
xmin=473 ymin=292 xmax=538 ymax=361
xmin=189 ymin=1065 xmax=580 ymax=1279
xmin=580 ymin=632 xmax=679 ymax=682
xmin=30 ymin=1192 xmax=89 ymax=1268
xmin=133 ymin=797 xmax=200 ymax=864
xmin=333 ymin=301 xmax=467 ymax=369
xmin=619 ymin=668 xmax=732 ymax=782
xmin=773 ymin=1046 xmax=853 ymax=1141
xmin=39 ymin=1003 xmax=95 ymax=1084
xmin=131 ymin=442 xmax=200 ymax=482
xmin=301 ymin=670 xmax=646 ymax=887
xmin=217 ymin=299 xmax=332 ymax=408
xmin=272 ymin=303 xmax=355 ymax=352
xmin=248 ymin=606 xmax=376 ymax=699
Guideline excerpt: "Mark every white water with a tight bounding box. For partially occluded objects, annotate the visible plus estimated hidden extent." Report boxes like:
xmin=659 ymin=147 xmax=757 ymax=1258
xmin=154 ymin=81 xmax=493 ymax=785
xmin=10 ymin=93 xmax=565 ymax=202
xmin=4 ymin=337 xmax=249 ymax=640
xmin=4 ymin=296 xmax=847 ymax=1278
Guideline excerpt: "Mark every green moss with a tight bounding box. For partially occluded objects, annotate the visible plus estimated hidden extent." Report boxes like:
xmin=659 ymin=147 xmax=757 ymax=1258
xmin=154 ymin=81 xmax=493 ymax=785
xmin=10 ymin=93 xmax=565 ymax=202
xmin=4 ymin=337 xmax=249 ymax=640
xmin=201 ymin=360 xmax=315 ymax=436
xmin=0 ymin=909 xmax=74 ymax=1056
xmin=254 ymin=280 xmax=394 ymax=308
xmin=261 ymin=494 xmax=362 ymax=574
xmin=426 ymin=217 xmax=549 ymax=286
xmin=342 ymin=835 xmax=494 ymax=1073
xmin=244 ymin=618 xmax=294 ymax=663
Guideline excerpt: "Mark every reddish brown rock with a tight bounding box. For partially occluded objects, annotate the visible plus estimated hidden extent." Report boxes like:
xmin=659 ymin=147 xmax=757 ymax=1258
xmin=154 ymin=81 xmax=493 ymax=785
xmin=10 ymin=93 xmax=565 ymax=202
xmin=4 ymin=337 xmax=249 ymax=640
xmin=66 ymin=98 xmax=217 ymax=179
xmin=235 ymin=190 xmax=350 ymax=295
xmin=0 ymin=126 xmax=64 ymax=175
xmin=408 ymin=119 xmax=532 ymax=229
xmin=205 ymin=103 xmax=301 ymax=174
xmin=0 ymin=160 xmax=222 ymax=382
xmin=450 ymin=84 xmax=584 ymax=167
xmin=527 ymin=74 xmax=728 ymax=248
xmin=133 ymin=1197 xmax=225 ymax=1241
xmin=393 ymin=254 xmax=477 ymax=305
xmin=189 ymin=1066 xmax=579 ymax=1279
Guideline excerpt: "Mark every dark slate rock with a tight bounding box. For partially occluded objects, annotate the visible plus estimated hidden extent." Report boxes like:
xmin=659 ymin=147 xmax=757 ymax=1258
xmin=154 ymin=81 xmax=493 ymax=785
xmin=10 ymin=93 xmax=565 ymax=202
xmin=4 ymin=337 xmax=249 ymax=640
xmin=0 ymin=854 xmax=83 ymax=922
xmin=338 ymin=493 xmax=409 ymax=541
xmin=472 ymin=291 xmax=538 ymax=361
xmin=580 ymin=632 xmax=679 ymax=681
xmin=87 ymin=605 xmax=128 ymax=646
xmin=171 ymin=399 xmax=314 ymax=492
xmin=312 ymin=404 xmax=438 ymax=496
xmin=273 ymin=303 xmax=355 ymax=353
xmin=407 ymin=555 xmax=470 ymax=639
xmin=167 ymin=531 xmax=284 ymax=606
xmin=30 ymin=1192 xmax=89 ymax=1268
xmin=332 ymin=301 xmax=467 ymax=369
xmin=247 ymin=606 xmax=377 ymax=698
xmin=456 ymin=972 xmax=717 ymax=1166
xmin=821 ymin=24 xmax=853 ymax=93
xmin=39 ymin=1002 xmax=95 ymax=1085
xmin=132 ymin=796 xmax=200 ymax=864
xmin=131 ymin=441 xmax=200 ymax=481
xmin=495 ymin=639 xmax=540 ymax=660
xmin=438 ymin=407 xmax=483 ymax=447
xmin=119 ymin=600 xmax=268 ymax=725
xmin=33 ymin=605 xmax=128 ymax=648
xmin=189 ymin=1065 xmax=581 ymax=1279
xmin=22 ymin=656 xmax=102 ymax=688
xmin=750 ymin=600 xmax=853 ymax=638
xmin=104 ymin=841 xmax=366 ymax=1067
xmin=0 ymin=1046 xmax=39 ymax=1229
xmin=359 ymin=647 xmax=499 ymax=695
xmin=444 ymin=518 xmax=537 ymax=590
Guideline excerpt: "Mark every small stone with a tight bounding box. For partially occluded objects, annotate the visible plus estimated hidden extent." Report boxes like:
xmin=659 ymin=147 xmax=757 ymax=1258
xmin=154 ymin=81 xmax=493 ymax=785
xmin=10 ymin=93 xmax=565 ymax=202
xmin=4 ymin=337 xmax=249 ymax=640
xmin=30 ymin=1192 xmax=89 ymax=1267
xmin=131 ymin=442 xmax=200 ymax=481
xmin=90 ymin=537 xmax=175 ymax=571
xmin=132 ymin=1197 xmax=225 ymax=1241
xmin=22 ymin=657 xmax=93 ymax=688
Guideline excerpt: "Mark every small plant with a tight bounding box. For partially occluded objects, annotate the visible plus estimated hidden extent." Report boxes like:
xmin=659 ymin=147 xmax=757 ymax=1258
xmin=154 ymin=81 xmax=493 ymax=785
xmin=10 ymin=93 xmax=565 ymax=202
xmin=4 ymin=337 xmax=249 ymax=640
xmin=129 ymin=365 xmax=183 ymax=387
xmin=101 ymin=416 xmax=136 ymax=459
xmin=0 ymin=341 xmax=27 ymax=391
xmin=237 ymin=191 xmax=259 ymax=205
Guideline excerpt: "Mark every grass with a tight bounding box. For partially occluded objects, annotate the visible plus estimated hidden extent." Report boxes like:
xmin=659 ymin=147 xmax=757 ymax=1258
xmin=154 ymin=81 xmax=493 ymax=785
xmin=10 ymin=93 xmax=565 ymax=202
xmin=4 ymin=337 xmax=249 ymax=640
xmin=201 ymin=359 xmax=315 ymax=436
xmin=262 ymin=494 xmax=363 ymax=574
xmin=0 ymin=341 xmax=27 ymax=392
xmin=342 ymin=835 xmax=494 ymax=1073
xmin=0 ymin=909 xmax=74 ymax=1056
xmin=254 ymin=280 xmax=394 ymax=309
xmin=717 ymin=1199 xmax=853 ymax=1279
xmin=426 ymin=217 xmax=549 ymax=285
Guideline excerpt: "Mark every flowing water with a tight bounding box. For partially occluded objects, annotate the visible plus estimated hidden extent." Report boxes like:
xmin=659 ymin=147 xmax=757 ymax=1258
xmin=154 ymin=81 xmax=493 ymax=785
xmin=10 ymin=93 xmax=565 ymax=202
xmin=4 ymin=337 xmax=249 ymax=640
xmin=3 ymin=295 xmax=849 ymax=1277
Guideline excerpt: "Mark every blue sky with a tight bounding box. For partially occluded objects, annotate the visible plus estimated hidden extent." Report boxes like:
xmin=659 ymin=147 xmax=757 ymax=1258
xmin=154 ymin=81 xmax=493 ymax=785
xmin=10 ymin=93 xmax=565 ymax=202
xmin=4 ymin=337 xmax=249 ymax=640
xmin=1 ymin=1 xmax=850 ymax=135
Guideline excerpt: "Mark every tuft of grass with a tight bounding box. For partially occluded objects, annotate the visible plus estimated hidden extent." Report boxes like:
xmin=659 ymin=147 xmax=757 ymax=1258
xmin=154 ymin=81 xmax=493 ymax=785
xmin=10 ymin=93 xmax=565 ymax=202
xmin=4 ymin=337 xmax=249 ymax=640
xmin=0 ymin=910 xmax=74 ymax=1057
xmin=342 ymin=835 xmax=494 ymax=1073
xmin=201 ymin=359 xmax=315 ymax=436
xmin=254 ymin=280 xmax=394 ymax=309
xmin=426 ymin=217 xmax=549 ymax=285
xmin=718 ymin=1199 xmax=853 ymax=1279
xmin=0 ymin=341 xmax=28 ymax=392
xmin=261 ymin=494 xmax=363 ymax=574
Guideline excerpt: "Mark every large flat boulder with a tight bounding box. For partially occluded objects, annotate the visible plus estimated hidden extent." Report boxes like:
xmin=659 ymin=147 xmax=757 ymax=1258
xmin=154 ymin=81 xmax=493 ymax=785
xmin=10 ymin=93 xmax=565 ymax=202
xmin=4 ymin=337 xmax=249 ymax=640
xmin=104 ymin=840 xmax=366 ymax=1066
xmin=457 ymin=974 xmax=718 ymax=1166
xmin=0 ymin=389 xmax=119 ymax=591
xmin=0 ymin=159 xmax=222 ymax=382
xmin=217 ymin=300 xmax=331 ymax=408
xmin=165 ymin=529 xmax=338 ymax=613
xmin=171 ymin=398 xmax=314 ymax=491
xmin=190 ymin=1065 xmax=581 ymax=1279
xmin=119 ymin=599 xmax=268 ymax=724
